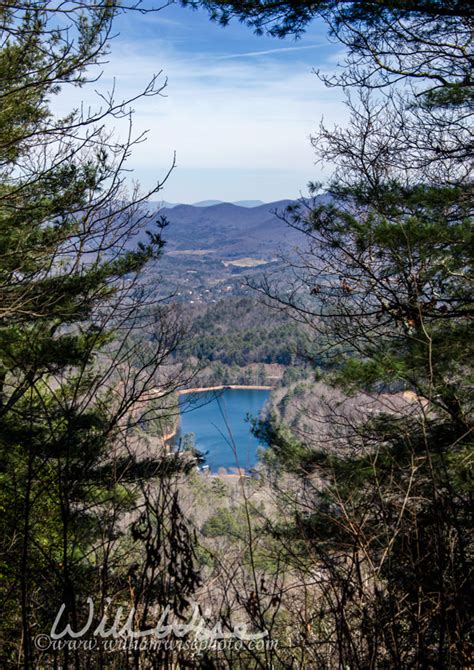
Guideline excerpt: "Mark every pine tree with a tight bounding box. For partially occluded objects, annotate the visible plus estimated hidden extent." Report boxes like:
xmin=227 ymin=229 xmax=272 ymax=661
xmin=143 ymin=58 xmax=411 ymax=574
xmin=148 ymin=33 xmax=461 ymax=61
xmin=0 ymin=4 xmax=199 ymax=667
xmin=240 ymin=2 xmax=473 ymax=666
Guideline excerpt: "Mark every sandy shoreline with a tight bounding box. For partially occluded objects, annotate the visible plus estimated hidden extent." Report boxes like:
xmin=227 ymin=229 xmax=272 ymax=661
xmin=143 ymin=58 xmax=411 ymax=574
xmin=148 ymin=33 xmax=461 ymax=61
xmin=161 ymin=427 xmax=178 ymax=443
xmin=178 ymin=384 xmax=273 ymax=396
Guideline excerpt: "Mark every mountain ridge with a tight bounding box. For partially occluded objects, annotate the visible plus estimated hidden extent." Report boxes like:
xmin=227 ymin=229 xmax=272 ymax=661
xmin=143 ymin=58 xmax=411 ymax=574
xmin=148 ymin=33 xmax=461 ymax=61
xmin=155 ymin=199 xmax=299 ymax=257
xmin=141 ymin=196 xmax=327 ymax=303
xmin=149 ymin=198 xmax=266 ymax=209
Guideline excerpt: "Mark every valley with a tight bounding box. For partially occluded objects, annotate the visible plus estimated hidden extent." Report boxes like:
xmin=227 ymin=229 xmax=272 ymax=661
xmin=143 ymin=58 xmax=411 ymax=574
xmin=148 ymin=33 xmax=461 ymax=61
xmin=143 ymin=198 xmax=307 ymax=303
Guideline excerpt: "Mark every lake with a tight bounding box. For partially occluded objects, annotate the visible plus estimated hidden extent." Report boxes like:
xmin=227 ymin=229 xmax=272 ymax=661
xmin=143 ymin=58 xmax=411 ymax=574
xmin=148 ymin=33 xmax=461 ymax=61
xmin=176 ymin=388 xmax=271 ymax=472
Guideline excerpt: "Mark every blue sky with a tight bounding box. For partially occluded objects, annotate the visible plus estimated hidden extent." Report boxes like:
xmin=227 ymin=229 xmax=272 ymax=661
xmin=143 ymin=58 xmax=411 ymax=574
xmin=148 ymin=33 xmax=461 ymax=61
xmin=62 ymin=3 xmax=348 ymax=203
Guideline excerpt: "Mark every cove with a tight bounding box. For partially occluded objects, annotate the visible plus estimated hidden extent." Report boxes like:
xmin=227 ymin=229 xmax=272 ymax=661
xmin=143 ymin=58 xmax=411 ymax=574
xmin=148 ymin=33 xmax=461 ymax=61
xmin=176 ymin=388 xmax=271 ymax=473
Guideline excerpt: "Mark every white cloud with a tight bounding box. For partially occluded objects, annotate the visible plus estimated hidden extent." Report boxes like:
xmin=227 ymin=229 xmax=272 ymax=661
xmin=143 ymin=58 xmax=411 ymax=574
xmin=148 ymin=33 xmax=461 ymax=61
xmin=216 ymin=43 xmax=327 ymax=59
xmin=52 ymin=37 xmax=347 ymax=200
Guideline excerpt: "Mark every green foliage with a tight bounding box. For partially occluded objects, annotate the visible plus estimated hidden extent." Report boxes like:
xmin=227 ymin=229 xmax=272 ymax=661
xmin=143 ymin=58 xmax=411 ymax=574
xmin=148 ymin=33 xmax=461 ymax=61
xmin=202 ymin=507 xmax=242 ymax=538
xmin=185 ymin=0 xmax=473 ymax=37
xmin=230 ymin=1 xmax=474 ymax=665
xmin=0 ymin=4 xmax=192 ymax=667
xmin=181 ymin=296 xmax=308 ymax=367
xmin=256 ymin=419 xmax=326 ymax=475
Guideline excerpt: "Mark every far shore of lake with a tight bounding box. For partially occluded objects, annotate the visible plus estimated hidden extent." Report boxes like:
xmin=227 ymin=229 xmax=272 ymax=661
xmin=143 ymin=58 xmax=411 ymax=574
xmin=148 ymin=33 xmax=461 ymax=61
xmin=177 ymin=384 xmax=273 ymax=396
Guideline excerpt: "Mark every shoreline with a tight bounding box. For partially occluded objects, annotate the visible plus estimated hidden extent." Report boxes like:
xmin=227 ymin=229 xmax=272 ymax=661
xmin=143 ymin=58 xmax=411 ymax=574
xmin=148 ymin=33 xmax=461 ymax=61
xmin=178 ymin=384 xmax=273 ymax=396
xmin=161 ymin=427 xmax=178 ymax=444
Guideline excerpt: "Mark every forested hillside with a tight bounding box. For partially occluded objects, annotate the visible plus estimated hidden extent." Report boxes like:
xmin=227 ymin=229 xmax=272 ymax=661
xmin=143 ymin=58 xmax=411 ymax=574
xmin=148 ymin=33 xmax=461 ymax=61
xmin=171 ymin=296 xmax=311 ymax=386
xmin=183 ymin=297 xmax=308 ymax=364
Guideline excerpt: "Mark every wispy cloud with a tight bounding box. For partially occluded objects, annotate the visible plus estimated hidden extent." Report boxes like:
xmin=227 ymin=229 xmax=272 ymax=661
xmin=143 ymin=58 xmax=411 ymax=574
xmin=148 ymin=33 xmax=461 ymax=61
xmin=217 ymin=43 xmax=326 ymax=60
xmin=51 ymin=10 xmax=347 ymax=201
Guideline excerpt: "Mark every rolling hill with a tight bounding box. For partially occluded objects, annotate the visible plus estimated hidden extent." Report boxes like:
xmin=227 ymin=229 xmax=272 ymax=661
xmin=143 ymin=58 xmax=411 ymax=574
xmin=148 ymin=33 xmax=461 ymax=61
xmin=155 ymin=199 xmax=304 ymax=259
xmin=140 ymin=197 xmax=321 ymax=303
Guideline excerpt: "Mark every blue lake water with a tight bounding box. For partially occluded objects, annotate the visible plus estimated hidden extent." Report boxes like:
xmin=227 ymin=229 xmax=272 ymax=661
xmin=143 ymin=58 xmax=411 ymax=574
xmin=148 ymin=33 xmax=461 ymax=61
xmin=177 ymin=389 xmax=270 ymax=472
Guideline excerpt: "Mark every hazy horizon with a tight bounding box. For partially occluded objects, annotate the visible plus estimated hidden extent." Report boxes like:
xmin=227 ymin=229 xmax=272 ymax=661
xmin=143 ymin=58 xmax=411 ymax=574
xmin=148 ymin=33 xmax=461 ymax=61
xmin=52 ymin=2 xmax=346 ymax=203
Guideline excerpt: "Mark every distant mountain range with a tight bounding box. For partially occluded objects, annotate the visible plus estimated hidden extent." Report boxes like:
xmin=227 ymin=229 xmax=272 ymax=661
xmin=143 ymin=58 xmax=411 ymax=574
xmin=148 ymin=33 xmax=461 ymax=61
xmin=151 ymin=199 xmax=307 ymax=259
xmin=194 ymin=199 xmax=265 ymax=208
xmin=152 ymin=199 xmax=265 ymax=210
xmin=139 ymin=197 xmax=327 ymax=303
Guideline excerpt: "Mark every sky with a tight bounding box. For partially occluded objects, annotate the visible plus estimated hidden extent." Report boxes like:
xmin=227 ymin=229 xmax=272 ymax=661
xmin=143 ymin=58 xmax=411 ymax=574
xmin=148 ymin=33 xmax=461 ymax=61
xmin=59 ymin=2 xmax=348 ymax=203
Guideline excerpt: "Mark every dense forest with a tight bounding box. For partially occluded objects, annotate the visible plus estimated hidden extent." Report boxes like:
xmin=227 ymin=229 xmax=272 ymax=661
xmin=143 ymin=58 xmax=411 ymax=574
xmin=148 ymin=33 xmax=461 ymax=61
xmin=173 ymin=297 xmax=312 ymax=385
xmin=182 ymin=298 xmax=305 ymax=366
xmin=0 ymin=1 xmax=472 ymax=669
